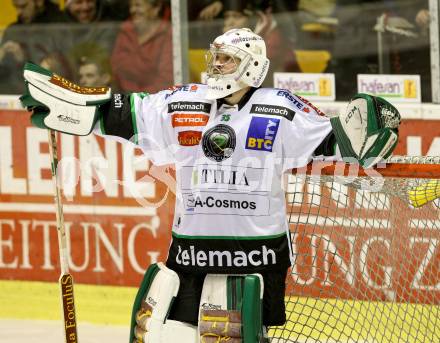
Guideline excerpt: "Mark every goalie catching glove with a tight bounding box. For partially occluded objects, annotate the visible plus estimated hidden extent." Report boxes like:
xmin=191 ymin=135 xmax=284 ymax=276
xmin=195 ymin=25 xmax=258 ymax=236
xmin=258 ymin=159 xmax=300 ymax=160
xmin=20 ymin=62 xmax=111 ymax=136
xmin=331 ymin=93 xmax=401 ymax=168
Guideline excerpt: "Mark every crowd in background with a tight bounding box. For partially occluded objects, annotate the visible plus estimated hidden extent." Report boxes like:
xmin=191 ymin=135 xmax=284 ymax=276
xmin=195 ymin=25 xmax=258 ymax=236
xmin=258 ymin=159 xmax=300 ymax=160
xmin=0 ymin=0 xmax=432 ymax=101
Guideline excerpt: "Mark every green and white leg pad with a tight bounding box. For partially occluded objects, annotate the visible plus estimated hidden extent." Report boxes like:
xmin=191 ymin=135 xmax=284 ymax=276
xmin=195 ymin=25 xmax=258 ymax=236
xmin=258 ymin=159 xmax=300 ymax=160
xmin=198 ymin=274 xmax=266 ymax=343
xmin=130 ymin=262 xmax=197 ymax=343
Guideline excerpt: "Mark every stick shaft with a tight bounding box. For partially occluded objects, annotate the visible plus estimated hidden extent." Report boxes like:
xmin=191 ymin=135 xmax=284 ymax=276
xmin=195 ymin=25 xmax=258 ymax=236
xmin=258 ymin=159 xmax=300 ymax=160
xmin=48 ymin=130 xmax=78 ymax=343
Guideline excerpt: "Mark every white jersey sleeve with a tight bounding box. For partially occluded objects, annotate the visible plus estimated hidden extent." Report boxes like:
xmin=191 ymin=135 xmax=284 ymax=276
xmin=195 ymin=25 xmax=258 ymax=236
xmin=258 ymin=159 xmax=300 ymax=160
xmin=94 ymin=90 xmax=176 ymax=165
xmin=269 ymin=90 xmax=333 ymax=171
xmin=281 ymin=108 xmax=332 ymax=171
xmin=134 ymin=91 xmax=176 ymax=165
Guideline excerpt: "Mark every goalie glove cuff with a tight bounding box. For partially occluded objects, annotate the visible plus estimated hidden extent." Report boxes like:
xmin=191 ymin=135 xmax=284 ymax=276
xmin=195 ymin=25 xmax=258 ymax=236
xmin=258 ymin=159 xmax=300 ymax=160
xmin=20 ymin=62 xmax=111 ymax=136
xmin=330 ymin=93 xmax=400 ymax=168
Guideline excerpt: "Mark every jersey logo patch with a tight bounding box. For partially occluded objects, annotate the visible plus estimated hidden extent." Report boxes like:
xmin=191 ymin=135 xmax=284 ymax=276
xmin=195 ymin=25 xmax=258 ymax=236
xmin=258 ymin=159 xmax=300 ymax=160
xmin=172 ymin=114 xmax=209 ymax=127
xmin=178 ymin=130 xmax=202 ymax=146
xmin=250 ymin=104 xmax=295 ymax=121
xmin=245 ymin=117 xmax=280 ymax=152
xmin=168 ymin=101 xmax=211 ymax=113
xmin=221 ymin=114 xmax=231 ymax=121
xmin=202 ymin=124 xmax=236 ymax=162
xmin=165 ymin=85 xmax=198 ymax=99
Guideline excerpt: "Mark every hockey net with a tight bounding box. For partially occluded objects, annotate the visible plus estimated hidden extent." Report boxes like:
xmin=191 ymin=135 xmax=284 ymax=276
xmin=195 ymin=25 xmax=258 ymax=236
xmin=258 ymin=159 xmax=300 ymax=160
xmin=269 ymin=156 xmax=440 ymax=343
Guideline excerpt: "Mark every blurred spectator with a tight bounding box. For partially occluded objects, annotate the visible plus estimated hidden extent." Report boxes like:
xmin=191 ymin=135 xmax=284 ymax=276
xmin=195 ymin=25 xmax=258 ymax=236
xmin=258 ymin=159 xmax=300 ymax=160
xmin=50 ymin=0 xmax=118 ymax=79
xmin=330 ymin=0 xmax=382 ymax=100
xmin=199 ymin=1 xmax=223 ymax=20
xmin=111 ymin=0 xmax=173 ymax=92
xmin=78 ymin=55 xmax=112 ymax=87
xmin=415 ymin=8 xmax=429 ymax=32
xmin=187 ymin=1 xmax=225 ymax=50
xmin=63 ymin=0 xmax=115 ymax=23
xmin=380 ymin=0 xmax=431 ymax=102
xmin=187 ymin=0 xmax=222 ymax=21
xmin=0 ymin=0 xmax=65 ymax=94
xmin=40 ymin=52 xmax=73 ymax=78
xmin=104 ymin=0 xmax=131 ymax=21
xmin=221 ymin=0 xmax=299 ymax=86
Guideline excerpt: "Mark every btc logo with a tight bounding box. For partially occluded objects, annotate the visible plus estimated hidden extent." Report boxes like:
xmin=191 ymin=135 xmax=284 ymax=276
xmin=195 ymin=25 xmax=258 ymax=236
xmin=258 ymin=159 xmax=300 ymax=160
xmin=245 ymin=117 xmax=280 ymax=152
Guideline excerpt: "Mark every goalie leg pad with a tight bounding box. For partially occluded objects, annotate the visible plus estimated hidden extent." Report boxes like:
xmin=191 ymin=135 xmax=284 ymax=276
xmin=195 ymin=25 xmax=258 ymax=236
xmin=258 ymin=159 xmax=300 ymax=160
xmin=160 ymin=319 xmax=197 ymax=343
xmin=130 ymin=262 xmax=182 ymax=343
xmin=198 ymin=274 xmax=265 ymax=343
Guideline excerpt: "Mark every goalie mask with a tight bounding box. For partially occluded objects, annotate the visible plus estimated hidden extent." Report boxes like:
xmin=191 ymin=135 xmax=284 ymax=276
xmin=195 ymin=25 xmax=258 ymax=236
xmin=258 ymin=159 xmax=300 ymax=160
xmin=205 ymin=28 xmax=270 ymax=100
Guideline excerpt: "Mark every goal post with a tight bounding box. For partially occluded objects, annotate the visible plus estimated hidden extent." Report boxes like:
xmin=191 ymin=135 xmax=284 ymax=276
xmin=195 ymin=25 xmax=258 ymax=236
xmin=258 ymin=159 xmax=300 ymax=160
xmin=269 ymin=156 xmax=440 ymax=343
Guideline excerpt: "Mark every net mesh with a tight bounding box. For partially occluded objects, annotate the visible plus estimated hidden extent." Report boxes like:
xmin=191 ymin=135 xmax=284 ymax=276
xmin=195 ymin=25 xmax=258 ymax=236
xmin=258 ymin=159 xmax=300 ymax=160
xmin=268 ymin=158 xmax=440 ymax=343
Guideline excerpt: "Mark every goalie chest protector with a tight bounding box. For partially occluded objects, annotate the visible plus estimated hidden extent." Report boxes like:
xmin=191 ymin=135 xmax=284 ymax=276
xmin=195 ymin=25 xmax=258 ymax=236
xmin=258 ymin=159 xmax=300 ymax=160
xmin=108 ymin=85 xmax=333 ymax=274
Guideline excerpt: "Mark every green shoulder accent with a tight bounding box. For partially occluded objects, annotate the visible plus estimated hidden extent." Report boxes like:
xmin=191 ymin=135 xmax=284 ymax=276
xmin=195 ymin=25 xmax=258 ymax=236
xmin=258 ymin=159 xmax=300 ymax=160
xmin=24 ymin=62 xmax=53 ymax=77
xmin=129 ymin=94 xmax=139 ymax=145
xmin=137 ymin=92 xmax=149 ymax=99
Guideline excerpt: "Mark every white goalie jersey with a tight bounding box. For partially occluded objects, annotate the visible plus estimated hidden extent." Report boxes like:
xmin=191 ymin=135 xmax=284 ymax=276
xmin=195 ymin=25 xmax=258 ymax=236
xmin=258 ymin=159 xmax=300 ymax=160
xmin=96 ymin=84 xmax=333 ymax=274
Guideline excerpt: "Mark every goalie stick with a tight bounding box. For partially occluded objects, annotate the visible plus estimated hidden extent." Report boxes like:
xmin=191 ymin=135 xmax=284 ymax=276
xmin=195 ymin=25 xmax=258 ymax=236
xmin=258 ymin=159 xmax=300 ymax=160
xmin=48 ymin=130 xmax=78 ymax=343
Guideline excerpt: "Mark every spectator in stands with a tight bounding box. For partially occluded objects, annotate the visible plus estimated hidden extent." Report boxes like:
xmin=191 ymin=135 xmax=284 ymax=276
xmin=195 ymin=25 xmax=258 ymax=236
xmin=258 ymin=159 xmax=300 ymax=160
xmin=221 ymin=0 xmax=299 ymax=86
xmin=111 ymin=0 xmax=173 ymax=92
xmin=40 ymin=52 xmax=73 ymax=79
xmin=186 ymin=1 xmax=224 ymax=50
xmin=51 ymin=0 xmax=119 ymax=78
xmin=330 ymin=0 xmax=382 ymax=100
xmin=330 ymin=0 xmax=430 ymax=101
xmin=63 ymin=0 xmax=114 ymax=23
xmin=384 ymin=0 xmax=431 ymax=102
xmin=198 ymin=1 xmax=223 ymax=20
xmin=78 ymin=55 xmax=112 ymax=87
xmin=0 ymin=0 xmax=65 ymax=94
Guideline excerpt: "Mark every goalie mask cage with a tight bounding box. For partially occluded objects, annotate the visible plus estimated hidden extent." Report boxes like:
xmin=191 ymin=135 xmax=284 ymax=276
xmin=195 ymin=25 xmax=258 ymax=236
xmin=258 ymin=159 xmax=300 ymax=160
xmin=269 ymin=156 xmax=440 ymax=343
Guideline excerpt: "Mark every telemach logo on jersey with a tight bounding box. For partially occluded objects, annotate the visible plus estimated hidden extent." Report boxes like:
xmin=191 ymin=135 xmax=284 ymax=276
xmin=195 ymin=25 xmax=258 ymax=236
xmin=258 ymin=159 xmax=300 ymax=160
xmin=202 ymin=124 xmax=236 ymax=162
xmin=250 ymin=104 xmax=295 ymax=121
xmin=167 ymin=235 xmax=291 ymax=272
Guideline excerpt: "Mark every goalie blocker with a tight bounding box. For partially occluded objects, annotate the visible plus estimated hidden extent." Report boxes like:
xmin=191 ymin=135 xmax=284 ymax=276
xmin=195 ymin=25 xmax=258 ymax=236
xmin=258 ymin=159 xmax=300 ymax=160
xmin=130 ymin=263 xmax=267 ymax=343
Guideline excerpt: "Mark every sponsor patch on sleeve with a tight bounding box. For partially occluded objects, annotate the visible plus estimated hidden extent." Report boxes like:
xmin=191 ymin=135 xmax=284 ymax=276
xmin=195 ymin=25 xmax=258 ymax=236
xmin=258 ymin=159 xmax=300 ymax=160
xmin=245 ymin=117 xmax=280 ymax=152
